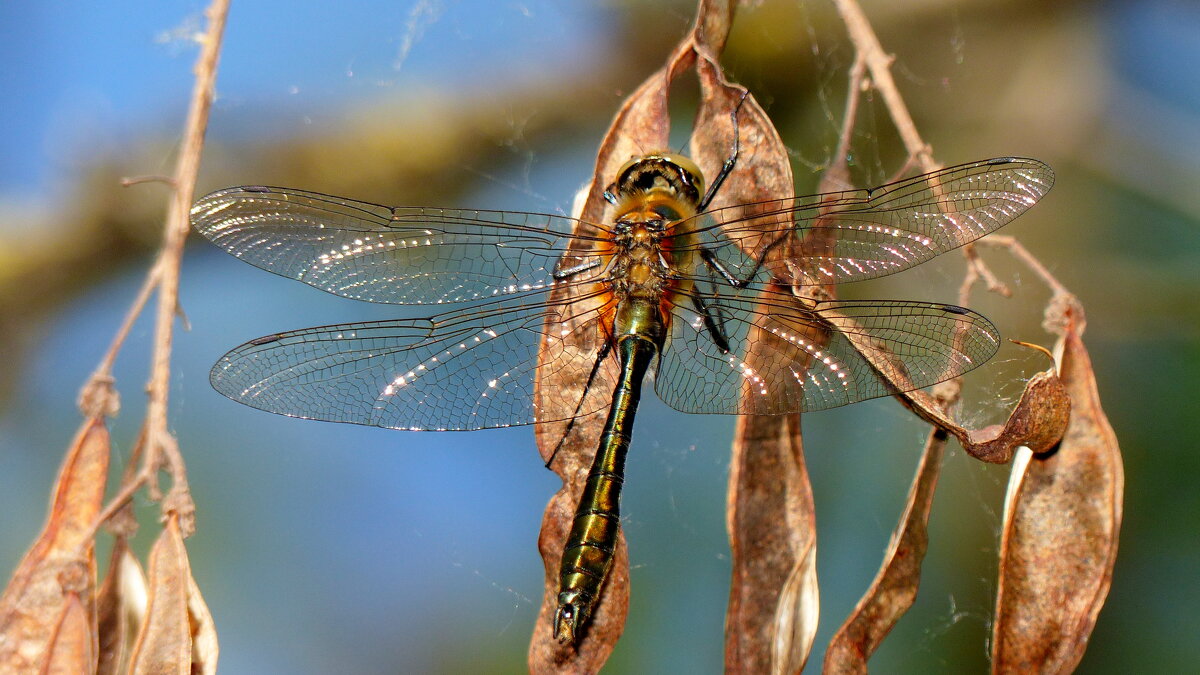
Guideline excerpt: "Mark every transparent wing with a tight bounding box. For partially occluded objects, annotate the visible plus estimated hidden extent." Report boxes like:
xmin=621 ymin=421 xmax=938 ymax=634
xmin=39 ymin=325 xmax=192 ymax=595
xmin=655 ymin=290 xmax=1000 ymax=414
xmin=671 ymin=157 xmax=1053 ymax=286
xmin=191 ymin=186 xmax=610 ymax=305
xmin=209 ymin=288 xmax=620 ymax=431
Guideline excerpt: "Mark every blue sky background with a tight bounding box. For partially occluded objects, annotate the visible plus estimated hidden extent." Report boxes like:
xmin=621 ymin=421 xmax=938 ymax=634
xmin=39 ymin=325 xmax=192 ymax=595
xmin=0 ymin=1 xmax=610 ymax=202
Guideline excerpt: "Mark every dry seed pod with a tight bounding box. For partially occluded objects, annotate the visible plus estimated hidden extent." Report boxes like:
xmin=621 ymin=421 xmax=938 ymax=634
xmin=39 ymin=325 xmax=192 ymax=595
xmin=0 ymin=418 xmax=110 ymax=673
xmin=823 ymin=429 xmax=947 ymax=674
xmin=530 ymin=3 xmax=741 ymax=670
xmin=96 ymin=539 xmax=148 ymax=675
xmin=128 ymin=515 xmax=212 ymax=675
xmin=992 ymin=317 xmax=1122 ymax=674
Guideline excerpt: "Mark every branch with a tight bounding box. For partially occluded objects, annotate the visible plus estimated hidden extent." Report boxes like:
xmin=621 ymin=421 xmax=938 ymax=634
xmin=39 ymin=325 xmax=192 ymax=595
xmin=831 ymin=0 xmax=935 ymax=173
xmin=85 ymin=0 xmax=230 ymax=540
xmin=823 ymin=1 xmax=1080 ymax=670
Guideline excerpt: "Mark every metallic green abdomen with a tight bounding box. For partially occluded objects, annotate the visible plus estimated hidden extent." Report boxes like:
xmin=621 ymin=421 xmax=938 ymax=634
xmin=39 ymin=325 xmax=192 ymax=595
xmin=553 ymin=320 xmax=658 ymax=642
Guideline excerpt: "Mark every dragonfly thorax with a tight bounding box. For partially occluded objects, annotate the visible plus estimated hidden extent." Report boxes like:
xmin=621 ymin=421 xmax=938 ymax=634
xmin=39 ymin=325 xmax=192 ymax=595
xmin=601 ymin=154 xmax=706 ymax=344
xmin=608 ymin=203 xmax=695 ymax=300
xmin=607 ymin=229 xmax=669 ymax=298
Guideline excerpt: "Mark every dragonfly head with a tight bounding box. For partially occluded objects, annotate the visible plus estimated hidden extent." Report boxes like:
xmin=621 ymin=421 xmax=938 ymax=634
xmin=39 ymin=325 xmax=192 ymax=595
xmin=608 ymin=152 xmax=706 ymax=208
xmin=553 ymin=589 xmax=592 ymax=643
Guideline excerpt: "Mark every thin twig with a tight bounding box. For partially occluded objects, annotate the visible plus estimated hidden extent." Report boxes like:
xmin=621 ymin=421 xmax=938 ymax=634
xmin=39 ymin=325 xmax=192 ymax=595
xmin=120 ymin=175 xmax=178 ymax=188
xmin=143 ymin=0 xmax=229 ymax=534
xmin=88 ymin=0 xmax=230 ymax=539
xmin=956 ymin=250 xmax=983 ymax=308
xmin=88 ymin=456 xmax=153 ymax=542
xmin=78 ymin=263 xmax=161 ymax=418
xmin=824 ymin=1 xmax=1089 ymax=667
xmin=975 ymin=235 xmax=1073 ymax=299
xmin=834 ymin=0 xmax=970 ymax=415
xmin=822 ymin=52 xmax=866 ymax=192
xmin=964 ymin=244 xmax=1012 ymax=298
xmin=831 ymin=0 xmax=936 ymax=173
xmin=927 ymin=250 xmax=993 ymax=404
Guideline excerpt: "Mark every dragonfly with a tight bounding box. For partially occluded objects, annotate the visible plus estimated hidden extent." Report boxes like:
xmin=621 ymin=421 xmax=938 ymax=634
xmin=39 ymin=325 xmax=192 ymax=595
xmin=191 ymin=152 xmax=1052 ymax=643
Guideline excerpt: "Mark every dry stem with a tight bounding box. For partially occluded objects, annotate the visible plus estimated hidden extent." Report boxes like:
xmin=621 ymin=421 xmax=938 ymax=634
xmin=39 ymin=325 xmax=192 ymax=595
xmin=83 ymin=0 xmax=230 ymax=541
xmin=822 ymin=1 xmax=1083 ymax=667
xmin=831 ymin=0 xmax=935 ymax=173
xmin=821 ymin=52 xmax=866 ymax=193
xmin=976 ymin=234 xmax=1074 ymax=299
xmin=79 ymin=265 xmax=160 ymax=419
xmin=831 ymin=0 xmax=1073 ymax=388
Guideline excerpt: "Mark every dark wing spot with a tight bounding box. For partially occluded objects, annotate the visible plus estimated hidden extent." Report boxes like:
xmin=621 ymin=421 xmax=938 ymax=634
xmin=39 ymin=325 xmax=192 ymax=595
xmin=248 ymin=334 xmax=283 ymax=346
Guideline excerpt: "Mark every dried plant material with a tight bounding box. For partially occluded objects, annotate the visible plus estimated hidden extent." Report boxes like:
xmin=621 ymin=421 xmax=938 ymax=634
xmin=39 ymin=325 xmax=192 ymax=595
xmin=820 ymin=308 xmax=1071 ymax=466
xmin=128 ymin=515 xmax=196 ymax=675
xmin=688 ymin=50 xmax=820 ymax=671
xmin=823 ymin=431 xmax=947 ymax=674
xmin=961 ymin=367 xmax=1071 ymax=462
xmin=806 ymin=0 xmax=1088 ymax=669
xmin=527 ymin=68 xmax=665 ymax=675
xmin=4 ymin=3 xmax=226 ymax=673
xmin=813 ymin=0 xmax=1110 ymax=669
xmin=726 ymin=410 xmax=818 ymax=674
xmin=824 ymin=0 xmax=1070 ymax=466
xmin=992 ymin=310 xmax=1122 ymax=674
xmin=40 ymin=593 xmax=94 ymax=675
xmin=960 ymin=367 xmax=1069 ymax=463
xmin=0 ymin=418 xmax=111 ymax=672
xmin=85 ymin=0 xmax=231 ymax=550
xmin=186 ymin=565 xmax=219 ymax=675
xmin=690 ymin=58 xmax=795 ymax=220
xmin=529 ymin=2 xmax=740 ymax=670
xmin=96 ymin=539 xmax=148 ymax=675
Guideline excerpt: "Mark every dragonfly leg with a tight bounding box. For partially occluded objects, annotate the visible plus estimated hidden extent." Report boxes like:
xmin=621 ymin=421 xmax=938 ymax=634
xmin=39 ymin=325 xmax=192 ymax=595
xmin=696 ymin=89 xmax=751 ymax=212
xmin=544 ymin=339 xmax=614 ymax=469
xmin=690 ymin=293 xmax=732 ymax=354
xmin=699 ymin=228 xmax=797 ymax=289
xmin=699 ymin=246 xmax=747 ymax=287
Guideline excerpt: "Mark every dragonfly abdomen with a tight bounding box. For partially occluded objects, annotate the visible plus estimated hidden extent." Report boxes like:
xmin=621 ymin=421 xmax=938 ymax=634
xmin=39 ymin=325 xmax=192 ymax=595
xmin=554 ymin=329 xmax=657 ymax=643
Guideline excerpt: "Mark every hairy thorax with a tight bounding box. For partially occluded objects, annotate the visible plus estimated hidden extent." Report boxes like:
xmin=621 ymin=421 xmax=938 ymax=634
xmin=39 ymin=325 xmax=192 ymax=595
xmin=578 ymin=152 xmax=709 ymax=349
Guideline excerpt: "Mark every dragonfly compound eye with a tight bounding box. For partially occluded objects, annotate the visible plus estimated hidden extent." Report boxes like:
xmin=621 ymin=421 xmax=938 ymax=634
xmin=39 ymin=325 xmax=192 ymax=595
xmin=612 ymin=153 xmax=706 ymax=207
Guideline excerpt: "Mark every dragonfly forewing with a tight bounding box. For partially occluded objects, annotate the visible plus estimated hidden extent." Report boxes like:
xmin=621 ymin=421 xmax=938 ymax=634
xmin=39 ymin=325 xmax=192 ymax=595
xmin=673 ymin=157 xmax=1053 ymax=288
xmin=191 ymin=186 xmax=610 ymax=305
